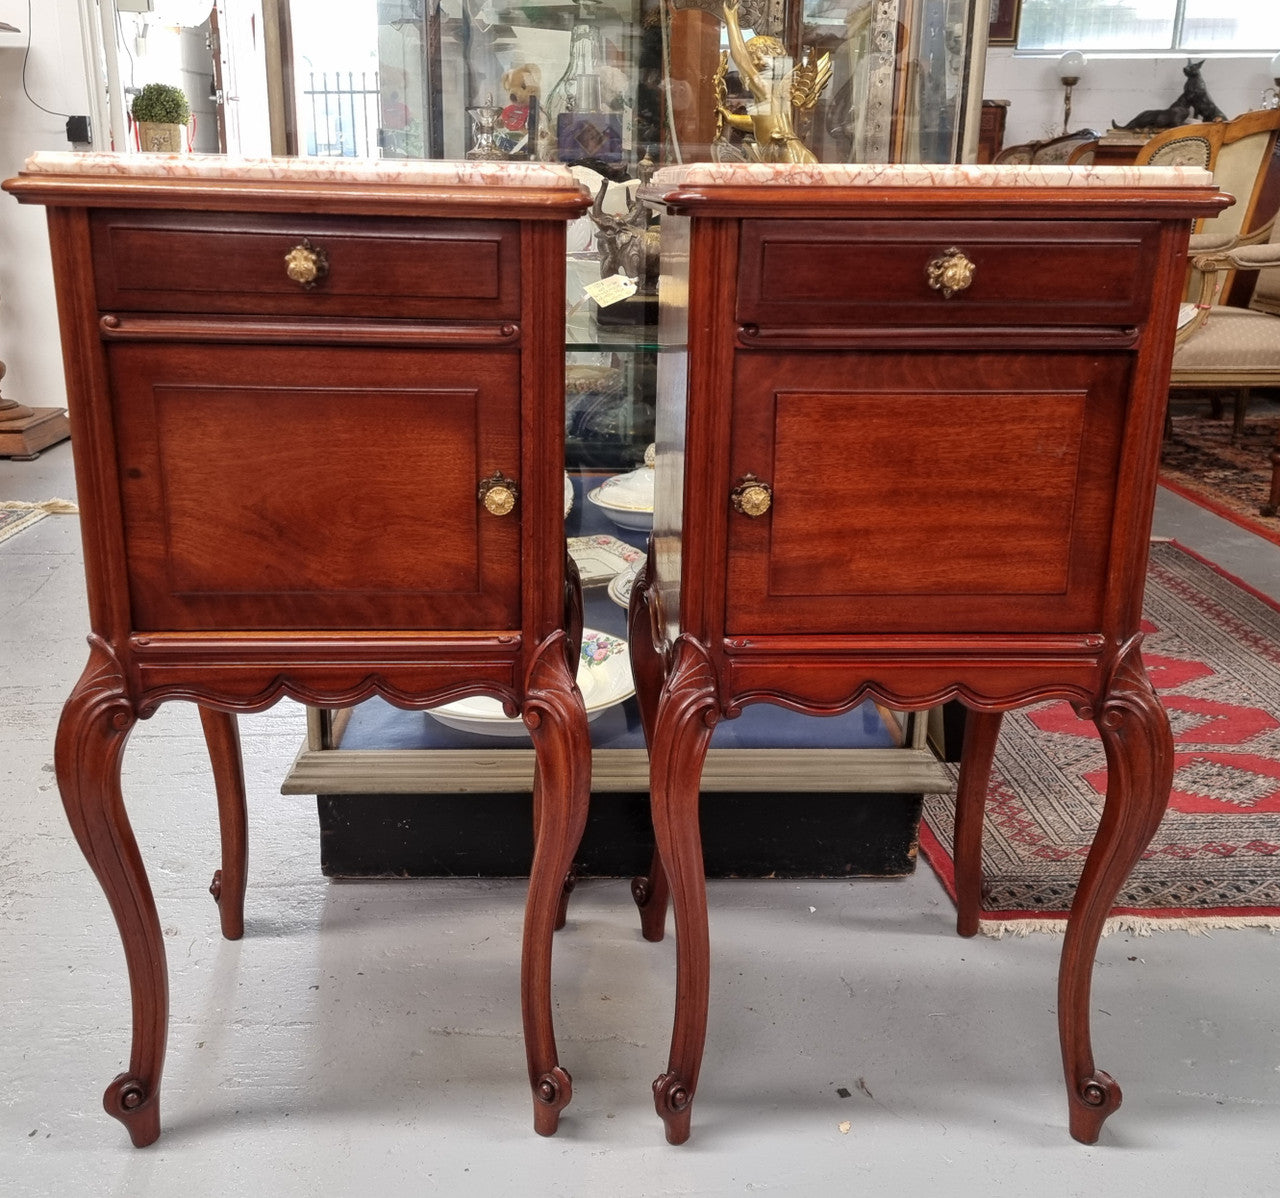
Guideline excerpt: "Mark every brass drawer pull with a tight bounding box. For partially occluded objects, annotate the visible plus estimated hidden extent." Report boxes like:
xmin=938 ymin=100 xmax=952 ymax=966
xmin=731 ymin=474 xmax=772 ymax=518
xmin=284 ymin=240 xmax=329 ymax=288
xmin=926 ymin=247 xmax=975 ymax=298
xmin=478 ymin=470 xmax=519 ymax=516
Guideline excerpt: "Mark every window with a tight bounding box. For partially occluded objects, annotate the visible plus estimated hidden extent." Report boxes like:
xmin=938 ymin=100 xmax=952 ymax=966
xmin=1018 ymin=0 xmax=1280 ymax=53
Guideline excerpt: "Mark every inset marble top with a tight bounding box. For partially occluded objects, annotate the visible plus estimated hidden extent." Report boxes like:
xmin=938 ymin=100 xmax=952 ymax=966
xmin=645 ymin=161 xmax=1215 ymax=190
xmin=20 ymin=151 xmax=583 ymax=190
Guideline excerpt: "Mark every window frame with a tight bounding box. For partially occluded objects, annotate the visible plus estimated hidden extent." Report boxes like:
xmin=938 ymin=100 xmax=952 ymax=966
xmin=1014 ymin=0 xmax=1278 ymax=55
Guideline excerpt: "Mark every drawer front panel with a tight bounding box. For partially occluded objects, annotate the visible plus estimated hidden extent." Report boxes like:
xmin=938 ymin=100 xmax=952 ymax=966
xmin=110 ymin=343 xmax=522 ymax=632
xmin=724 ymin=351 xmax=1131 ymax=635
xmin=737 ymin=219 xmax=1159 ymax=329
xmin=92 ymin=211 xmax=520 ymax=319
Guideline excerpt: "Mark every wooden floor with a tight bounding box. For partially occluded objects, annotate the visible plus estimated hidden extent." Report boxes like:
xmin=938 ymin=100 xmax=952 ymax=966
xmin=3 ymin=441 xmax=1280 ymax=1195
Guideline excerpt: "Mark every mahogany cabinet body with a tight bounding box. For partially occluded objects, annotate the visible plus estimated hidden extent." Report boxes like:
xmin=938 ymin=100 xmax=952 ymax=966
xmin=5 ymin=166 xmax=591 ymax=1146
xmin=627 ymin=176 xmax=1230 ymax=1145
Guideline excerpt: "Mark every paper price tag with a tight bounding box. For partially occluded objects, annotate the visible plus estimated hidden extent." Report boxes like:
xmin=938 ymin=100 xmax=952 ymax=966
xmin=584 ymin=274 xmax=639 ymax=308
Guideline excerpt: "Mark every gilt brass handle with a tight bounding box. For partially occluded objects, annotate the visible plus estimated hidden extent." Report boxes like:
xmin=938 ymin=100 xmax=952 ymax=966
xmin=284 ymin=240 xmax=329 ymax=288
xmin=478 ymin=471 xmax=519 ymax=516
xmin=926 ymin=247 xmax=975 ymax=298
xmin=731 ymin=474 xmax=772 ymax=518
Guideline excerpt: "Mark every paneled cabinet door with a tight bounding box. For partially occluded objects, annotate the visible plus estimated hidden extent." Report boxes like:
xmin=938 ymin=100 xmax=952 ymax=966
xmin=723 ymin=349 xmax=1134 ymax=636
xmin=107 ymin=341 xmax=523 ymax=632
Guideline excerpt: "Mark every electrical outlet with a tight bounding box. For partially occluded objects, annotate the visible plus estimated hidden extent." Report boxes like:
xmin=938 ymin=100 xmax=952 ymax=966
xmin=65 ymin=115 xmax=92 ymax=145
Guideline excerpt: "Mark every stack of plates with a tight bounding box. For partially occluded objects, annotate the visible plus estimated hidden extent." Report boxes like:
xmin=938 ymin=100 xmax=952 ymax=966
xmin=426 ymin=630 xmax=634 ymax=738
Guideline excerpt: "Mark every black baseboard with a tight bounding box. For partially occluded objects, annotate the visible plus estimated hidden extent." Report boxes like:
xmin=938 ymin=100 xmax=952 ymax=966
xmin=317 ymin=791 xmax=924 ymax=879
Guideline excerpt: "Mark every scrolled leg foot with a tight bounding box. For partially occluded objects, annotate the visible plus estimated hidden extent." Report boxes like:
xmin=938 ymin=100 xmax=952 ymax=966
xmin=554 ymin=867 xmax=577 ymax=933
xmin=522 ymin=632 xmax=591 ymax=1137
xmin=1058 ymin=637 xmax=1170 ymax=1143
xmin=198 ymin=707 xmax=246 ymax=941
xmin=532 ymin=1066 xmax=574 ymax=1137
xmin=1068 ymin=1070 xmax=1122 ymax=1144
xmin=58 ymin=637 xmax=167 ymax=1147
xmin=104 ymin=1072 xmax=161 ymax=1148
xmin=630 ymin=851 xmax=670 ymax=943
xmin=653 ymin=1071 xmax=694 ymax=1145
xmin=953 ymin=709 xmax=1002 ymax=938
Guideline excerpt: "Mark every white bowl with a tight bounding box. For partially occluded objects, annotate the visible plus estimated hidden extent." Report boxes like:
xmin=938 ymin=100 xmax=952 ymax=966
xmin=425 ymin=630 xmax=634 ymax=738
xmin=586 ymin=487 xmax=653 ymax=531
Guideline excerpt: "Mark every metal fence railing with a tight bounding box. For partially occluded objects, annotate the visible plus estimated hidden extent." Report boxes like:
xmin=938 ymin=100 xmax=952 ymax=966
xmin=302 ymin=71 xmax=381 ymax=158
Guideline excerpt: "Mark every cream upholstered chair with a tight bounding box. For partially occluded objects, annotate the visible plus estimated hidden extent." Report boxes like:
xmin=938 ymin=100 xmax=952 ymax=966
xmin=993 ymin=128 xmax=1100 ymax=166
xmin=1169 ymin=233 xmax=1280 ymax=513
xmin=1136 ymin=110 xmax=1280 ymax=509
xmin=1066 ymin=139 xmax=1097 ymax=165
xmin=1138 ymin=109 xmax=1280 ymax=297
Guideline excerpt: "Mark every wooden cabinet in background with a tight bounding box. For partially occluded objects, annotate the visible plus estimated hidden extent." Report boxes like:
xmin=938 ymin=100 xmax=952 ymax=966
xmin=977 ymin=98 xmax=1009 ymax=163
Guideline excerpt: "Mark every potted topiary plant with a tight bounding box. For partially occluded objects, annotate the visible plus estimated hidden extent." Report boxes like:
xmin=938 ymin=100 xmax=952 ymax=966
xmin=131 ymin=83 xmax=190 ymax=153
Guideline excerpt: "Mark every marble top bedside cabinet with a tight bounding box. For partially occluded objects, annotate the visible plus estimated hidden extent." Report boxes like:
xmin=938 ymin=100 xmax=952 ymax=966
xmin=5 ymin=153 xmax=591 ymax=1145
xmin=625 ymin=162 xmax=1229 ymax=1145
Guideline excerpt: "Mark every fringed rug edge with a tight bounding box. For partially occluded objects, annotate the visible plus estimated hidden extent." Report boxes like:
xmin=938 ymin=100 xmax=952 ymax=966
xmin=0 ymin=498 xmax=79 ymax=546
xmin=917 ymin=799 xmax=1280 ymax=937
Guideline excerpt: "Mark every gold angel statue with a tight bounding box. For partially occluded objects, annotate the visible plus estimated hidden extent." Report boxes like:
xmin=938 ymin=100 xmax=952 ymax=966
xmin=715 ymin=0 xmax=832 ymax=163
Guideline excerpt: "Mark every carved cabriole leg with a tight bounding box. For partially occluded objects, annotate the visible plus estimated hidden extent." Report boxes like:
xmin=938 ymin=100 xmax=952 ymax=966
xmin=55 ymin=636 xmax=166 ymax=1148
xmin=648 ymin=635 xmax=719 ymax=1146
xmin=549 ymin=548 xmax=585 ymax=932
xmin=626 ymin=557 xmax=672 ymax=942
xmin=1059 ymin=637 xmax=1172 ymax=1144
xmin=952 ymin=710 xmax=1003 ymax=938
xmin=198 ymin=707 xmax=247 ymax=941
xmin=521 ymin=631 xmax=591 ymax=1135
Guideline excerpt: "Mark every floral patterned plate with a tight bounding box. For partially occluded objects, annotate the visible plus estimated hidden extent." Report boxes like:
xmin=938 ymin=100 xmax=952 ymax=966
xmin=425 ymin=630 xmax=634 ymax=738
xmin=567 ymin=534 xmax=644 ymax=586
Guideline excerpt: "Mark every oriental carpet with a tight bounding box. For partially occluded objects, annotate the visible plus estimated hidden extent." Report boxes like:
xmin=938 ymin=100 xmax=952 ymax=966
xmin=920 ymin=541 xmax=1280 ymax=935
xmin=1160 ymin=406 xmax=1280 ymax=546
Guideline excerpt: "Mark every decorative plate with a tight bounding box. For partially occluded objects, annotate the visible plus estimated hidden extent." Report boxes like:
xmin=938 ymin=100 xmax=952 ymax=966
xmin=425 ymin=630 xmax=634 ymax=738
xmin=567 ymin=534 xmax=644 ymax=586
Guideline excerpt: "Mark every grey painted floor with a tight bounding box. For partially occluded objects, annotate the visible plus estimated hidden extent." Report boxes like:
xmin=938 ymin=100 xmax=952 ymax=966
xmin=4 ymin=441 xmax=1280 ymax=1197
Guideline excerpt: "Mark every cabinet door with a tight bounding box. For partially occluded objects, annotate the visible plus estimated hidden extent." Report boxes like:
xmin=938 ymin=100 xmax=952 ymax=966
xmin=109 ymin=342 xmax=522 ymax=632
xmin=724 ymin=349 xmax=1132 ymax=636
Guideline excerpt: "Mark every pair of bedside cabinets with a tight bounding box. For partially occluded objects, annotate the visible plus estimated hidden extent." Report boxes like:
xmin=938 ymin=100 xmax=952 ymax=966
xmin=7 ymin=153 xmax=1225 ymax=1148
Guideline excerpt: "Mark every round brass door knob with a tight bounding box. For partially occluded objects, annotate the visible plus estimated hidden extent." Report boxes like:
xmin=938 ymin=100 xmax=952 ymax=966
xmin=926 ymin=247 xmax=975 ymax=298
xmin=478 ymin=471 xmax=519 ymax=516
xmin=285 ymin=240 xmax=329 ymax=288
xmin=731 ymin=474 xmax=772 ymax=518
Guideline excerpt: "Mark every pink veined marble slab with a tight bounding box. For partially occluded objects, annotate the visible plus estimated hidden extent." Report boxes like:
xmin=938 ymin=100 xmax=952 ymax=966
xmin=644 ymin=161 xmax=1215 ymax=190
xmin=21 ymin=151 xmax=583 ymax=190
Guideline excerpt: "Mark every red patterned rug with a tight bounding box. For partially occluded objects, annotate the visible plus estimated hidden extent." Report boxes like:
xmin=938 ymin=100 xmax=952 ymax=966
xmin=920 ymin=541 xmax=1280 ymax=934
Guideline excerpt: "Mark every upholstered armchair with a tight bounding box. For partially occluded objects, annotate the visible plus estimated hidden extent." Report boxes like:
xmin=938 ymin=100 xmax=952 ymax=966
xmin=1170 ymin=229 xmax=1280 ymax=514
xmin=993 ymin=128 xmax=1100 ymax=166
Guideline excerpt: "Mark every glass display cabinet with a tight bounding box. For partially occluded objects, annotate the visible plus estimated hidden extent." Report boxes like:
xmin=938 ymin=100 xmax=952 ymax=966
xmin=282 ymin=0 xmax=991 ymax=874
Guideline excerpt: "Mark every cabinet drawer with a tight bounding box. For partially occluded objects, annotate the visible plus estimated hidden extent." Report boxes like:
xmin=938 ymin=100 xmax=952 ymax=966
xmin=737 ymin=219 xmax=1160 ymax=330
xmin=91 ymin=211 xmax=521 ymax=319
